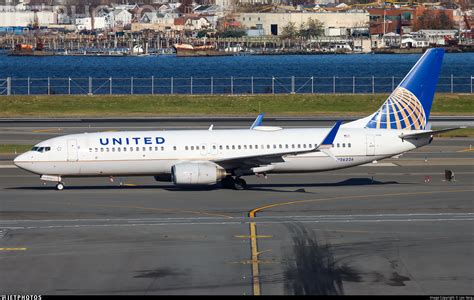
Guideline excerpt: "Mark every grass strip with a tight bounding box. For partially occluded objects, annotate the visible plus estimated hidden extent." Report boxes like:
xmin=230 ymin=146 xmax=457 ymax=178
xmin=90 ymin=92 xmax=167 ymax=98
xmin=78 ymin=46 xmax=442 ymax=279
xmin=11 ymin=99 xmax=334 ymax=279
xmin=0 ymin=93 xmax=472 ymax=117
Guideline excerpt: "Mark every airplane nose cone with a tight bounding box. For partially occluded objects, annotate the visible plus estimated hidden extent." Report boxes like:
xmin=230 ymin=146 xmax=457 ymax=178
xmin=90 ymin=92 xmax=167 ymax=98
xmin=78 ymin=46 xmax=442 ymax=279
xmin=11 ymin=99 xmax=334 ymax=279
xmin=13 ymin=153 xmax=29 ymax=169
xmin=13 ymin=153 xmax=22 ymax=165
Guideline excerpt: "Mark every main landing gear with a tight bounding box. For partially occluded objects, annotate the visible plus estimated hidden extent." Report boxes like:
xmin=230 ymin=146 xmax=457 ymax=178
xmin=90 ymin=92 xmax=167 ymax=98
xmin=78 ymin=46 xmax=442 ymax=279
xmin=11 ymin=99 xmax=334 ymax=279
xmin=221 ymin=176 xmax=248 ymax=190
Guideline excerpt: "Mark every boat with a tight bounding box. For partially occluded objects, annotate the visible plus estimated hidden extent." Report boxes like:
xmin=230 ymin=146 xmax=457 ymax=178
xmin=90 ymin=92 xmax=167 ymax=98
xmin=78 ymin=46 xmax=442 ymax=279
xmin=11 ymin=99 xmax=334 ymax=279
xmin=173 ymin=43 xmax=231 ymax=57
xmin=9 ymin=40 xmax=55 ymax=56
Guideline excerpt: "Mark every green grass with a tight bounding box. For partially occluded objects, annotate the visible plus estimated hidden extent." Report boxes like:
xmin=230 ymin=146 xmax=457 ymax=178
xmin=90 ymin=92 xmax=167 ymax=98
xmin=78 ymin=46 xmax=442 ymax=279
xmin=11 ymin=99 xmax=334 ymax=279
xmin=435 ymin=128 xmax=474 ymax=138
xmin=0 ymin=93 xmax=472 ymax=117
xmin=0 ymin=144 xmax=32 ymax=154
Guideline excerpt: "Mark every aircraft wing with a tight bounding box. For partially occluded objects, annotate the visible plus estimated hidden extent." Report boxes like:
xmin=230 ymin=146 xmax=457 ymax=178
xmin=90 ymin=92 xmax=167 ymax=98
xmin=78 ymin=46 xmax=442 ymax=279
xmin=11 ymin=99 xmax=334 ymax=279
xmin=213 ymin=121 xmax=342 ymax=171
xmin=399 ymin=127 xmax=465 ymax=139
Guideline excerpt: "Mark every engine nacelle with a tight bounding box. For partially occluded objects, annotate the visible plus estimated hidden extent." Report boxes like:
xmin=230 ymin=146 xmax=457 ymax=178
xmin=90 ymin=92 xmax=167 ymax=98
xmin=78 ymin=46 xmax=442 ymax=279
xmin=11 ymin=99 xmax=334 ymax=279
xmin=171 ymin=162 xmax=226 ymax=185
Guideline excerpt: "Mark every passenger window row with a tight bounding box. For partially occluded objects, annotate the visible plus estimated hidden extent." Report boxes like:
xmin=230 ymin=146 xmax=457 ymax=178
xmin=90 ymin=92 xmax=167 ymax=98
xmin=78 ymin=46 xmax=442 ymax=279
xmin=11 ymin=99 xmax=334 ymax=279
xmin=89 ymin=146 xmax=167 ymax=153
xmin=335 ymin=143 xmax=352 ymax=148
xmin=87 ymin=143 xmax=349 ymax=154
xmin=41 ymin=141 xmax=353 ymax=156
xmin=185 ymin=144 xmax=316 ymax=151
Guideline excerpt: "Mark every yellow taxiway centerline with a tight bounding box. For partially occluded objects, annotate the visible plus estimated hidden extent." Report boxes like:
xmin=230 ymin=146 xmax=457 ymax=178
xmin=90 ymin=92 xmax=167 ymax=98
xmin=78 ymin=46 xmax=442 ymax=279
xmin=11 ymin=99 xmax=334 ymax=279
xmin=32 ymin=128 xmax=61 ymax=133
xmin=0 ymin=248 xmax=27 ymax=251
xmin=246 ymin=188 xmax=474 ymax=295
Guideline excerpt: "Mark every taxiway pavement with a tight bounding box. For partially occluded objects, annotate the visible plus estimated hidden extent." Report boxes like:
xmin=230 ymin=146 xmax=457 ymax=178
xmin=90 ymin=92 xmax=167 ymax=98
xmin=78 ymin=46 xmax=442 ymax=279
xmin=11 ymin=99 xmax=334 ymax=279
xmin=0 ymin=122 xmax=473 ymax=295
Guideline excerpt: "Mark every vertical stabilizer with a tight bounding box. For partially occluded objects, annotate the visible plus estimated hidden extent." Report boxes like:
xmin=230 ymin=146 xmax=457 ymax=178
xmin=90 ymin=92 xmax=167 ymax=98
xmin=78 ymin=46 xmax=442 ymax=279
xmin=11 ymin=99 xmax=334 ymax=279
xmin=345 ymin=48 xmax=445 ymax=130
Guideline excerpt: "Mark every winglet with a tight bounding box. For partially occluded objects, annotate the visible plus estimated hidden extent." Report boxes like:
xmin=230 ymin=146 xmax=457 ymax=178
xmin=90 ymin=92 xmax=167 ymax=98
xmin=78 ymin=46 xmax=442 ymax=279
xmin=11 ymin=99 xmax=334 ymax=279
xmin=250 ymin=113 xmax=265 ymax=129
xmin=320 ymin=121 xmax=342 ymax=147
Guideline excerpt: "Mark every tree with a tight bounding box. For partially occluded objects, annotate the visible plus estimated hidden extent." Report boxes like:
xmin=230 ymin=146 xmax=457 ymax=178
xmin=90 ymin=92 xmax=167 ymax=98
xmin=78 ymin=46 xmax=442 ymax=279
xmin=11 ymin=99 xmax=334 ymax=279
xmin=438 ymin=11 xmax=455 ymax=29
xmin=416 ymin=10 xmax=436 ymax=30
xmin=217 ymin=29 xmax=247 ymax=38
xmin=298 ymin=18 xmax=324 ymax=39
xmin=415 ymin=10 xmax=455 ymax=30
xmin=281 ymin=22 xmax=297 ymax=40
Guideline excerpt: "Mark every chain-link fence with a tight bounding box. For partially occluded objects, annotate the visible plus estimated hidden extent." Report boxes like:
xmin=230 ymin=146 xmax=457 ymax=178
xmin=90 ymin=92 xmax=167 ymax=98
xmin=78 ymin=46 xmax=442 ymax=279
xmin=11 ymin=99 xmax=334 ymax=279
xmin=1 ymin=75 xmax=473 ymax=95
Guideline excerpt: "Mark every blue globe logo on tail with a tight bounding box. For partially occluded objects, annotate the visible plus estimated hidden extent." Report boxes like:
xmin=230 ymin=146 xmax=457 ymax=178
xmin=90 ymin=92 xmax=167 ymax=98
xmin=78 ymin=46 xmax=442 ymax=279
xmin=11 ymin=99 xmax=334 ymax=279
xmin=365 ymin=48 xmax=444 ymax=130
xmin=366 ymin=87 xmax=426 ymax=130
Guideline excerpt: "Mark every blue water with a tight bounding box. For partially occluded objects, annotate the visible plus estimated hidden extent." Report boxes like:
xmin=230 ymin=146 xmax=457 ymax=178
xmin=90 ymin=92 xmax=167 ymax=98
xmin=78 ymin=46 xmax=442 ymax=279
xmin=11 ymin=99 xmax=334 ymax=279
xmin=0 ymin=53 xmax=473 ymax=78
xmin=0 ymin=53 xmax=472 ymax=94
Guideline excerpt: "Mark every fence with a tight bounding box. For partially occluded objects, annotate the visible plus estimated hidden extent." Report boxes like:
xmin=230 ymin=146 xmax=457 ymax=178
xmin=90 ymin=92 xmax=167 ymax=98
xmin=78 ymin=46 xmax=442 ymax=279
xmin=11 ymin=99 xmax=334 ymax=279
xmin=1 ymin=75 xmax=473 ymax=96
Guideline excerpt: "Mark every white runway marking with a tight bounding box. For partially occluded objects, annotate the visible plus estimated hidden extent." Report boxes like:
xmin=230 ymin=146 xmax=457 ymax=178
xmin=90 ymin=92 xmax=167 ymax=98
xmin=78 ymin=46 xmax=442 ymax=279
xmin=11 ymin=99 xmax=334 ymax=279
xmin=1 ymin=213 xmax=472 ymax=230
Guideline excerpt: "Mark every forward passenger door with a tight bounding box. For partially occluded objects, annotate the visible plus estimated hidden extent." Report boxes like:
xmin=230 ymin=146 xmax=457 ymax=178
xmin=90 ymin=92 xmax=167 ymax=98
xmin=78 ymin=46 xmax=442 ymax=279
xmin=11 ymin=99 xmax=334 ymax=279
xmin=67 ymin=139 xmax=78 ymax=161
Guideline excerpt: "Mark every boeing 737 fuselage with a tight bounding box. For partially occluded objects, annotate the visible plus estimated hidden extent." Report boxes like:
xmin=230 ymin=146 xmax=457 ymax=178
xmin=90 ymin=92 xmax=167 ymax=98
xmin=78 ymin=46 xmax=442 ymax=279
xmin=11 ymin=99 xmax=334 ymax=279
xmin=14 ymin=48 xmax=459 ymax=190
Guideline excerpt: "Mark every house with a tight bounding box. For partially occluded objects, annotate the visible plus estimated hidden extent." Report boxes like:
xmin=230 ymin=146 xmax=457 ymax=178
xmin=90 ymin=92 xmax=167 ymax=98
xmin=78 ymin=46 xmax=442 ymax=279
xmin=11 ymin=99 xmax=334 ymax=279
xmin=184 ymin=16 xmax=211 ymax=31
xmin=108 ymin=9 xmax=132 ymax=28
xmin=173 ymin=17 xmax=185 ymax=31
xmin=75 ymin=16 xmax=107 ymax=31
xmin=134 ymin=12 xmax=177 ymax=31
xmin=382 ymin=32 xmax=401 ymax=48
xmin=416 ymin=29 xmax=458 ymax=45
xmin=111 ymin=4 xmax=139 ymax=11
xmin=401 ymin=34 xmax=429 ymax=48
xmin=193 ymin=5 xmax=222 ymax=15
xmin=157 ymin=4 xmax=173 ymax=14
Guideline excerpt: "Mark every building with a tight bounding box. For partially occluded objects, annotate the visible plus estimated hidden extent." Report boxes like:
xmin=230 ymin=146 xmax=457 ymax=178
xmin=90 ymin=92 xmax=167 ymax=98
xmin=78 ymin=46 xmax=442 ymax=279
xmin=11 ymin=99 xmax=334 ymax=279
xmin=369 ymin=8 xmax=415 ymax=35
xmin=184 ymin=16 xmax=211 ymax=31
xmin=416 ymin=29 xmax=458 ymax=45
xmin=75 ymin=16 xmax=107 ymax=31
xmin=135 ymin=12 xmax=177 ymax=31
xmin=401 ymin=34 xmax=429 ymax=48
xmin=382 ymin=32 xmax=401 ymax=47
xmin=0 ymin=10 xmax=56 ymax=27
xmin=214 ymin=0 xmax=234 ymax=11
xmin=108 ymin=9 xmax=132 ymax=28
xmin=236 ymin=12 xmax=369 ymax=36
xmin=368 ymin=6 xmax=455 ymax=36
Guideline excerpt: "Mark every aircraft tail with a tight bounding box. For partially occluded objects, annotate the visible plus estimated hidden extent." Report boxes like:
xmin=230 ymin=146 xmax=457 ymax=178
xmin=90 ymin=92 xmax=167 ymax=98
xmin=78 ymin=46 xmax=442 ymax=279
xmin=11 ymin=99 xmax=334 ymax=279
xmin=345 ymin=48 xmax=445 ymax=130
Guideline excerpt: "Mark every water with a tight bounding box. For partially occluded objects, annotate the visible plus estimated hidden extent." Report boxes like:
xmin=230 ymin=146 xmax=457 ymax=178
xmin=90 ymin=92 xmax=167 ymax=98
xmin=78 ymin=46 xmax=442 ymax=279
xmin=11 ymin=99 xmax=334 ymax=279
xmin=0 ymin=52 xmax=472 ymax=78
xmin=0 ymin=53 xmax=472 ymax=94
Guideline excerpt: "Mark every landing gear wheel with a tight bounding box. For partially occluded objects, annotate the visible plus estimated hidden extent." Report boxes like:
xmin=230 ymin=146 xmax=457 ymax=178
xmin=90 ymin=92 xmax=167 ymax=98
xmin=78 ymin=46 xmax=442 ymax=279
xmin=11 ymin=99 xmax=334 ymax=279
xmin=56 ymin=182 xmax=64 ymax=191
xmin=221 ymin=176 xmax=235 ymax=189
xmin=234 ymin=178 xmax=247 ymax=190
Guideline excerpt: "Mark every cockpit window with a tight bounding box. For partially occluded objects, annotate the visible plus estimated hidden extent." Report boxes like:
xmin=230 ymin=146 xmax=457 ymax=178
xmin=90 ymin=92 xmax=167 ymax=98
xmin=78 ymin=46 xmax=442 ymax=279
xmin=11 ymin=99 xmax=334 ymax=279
xmin=31 ymin=146 xmax=51 ymax=153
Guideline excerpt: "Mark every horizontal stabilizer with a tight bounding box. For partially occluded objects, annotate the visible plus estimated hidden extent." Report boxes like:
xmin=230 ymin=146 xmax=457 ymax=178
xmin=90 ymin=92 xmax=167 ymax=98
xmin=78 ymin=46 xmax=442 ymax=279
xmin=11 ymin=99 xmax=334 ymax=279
xmin=320 ymin=148 xmax=338 ymax=161
xmin=399 ymin=127 xmax=465 ymax=139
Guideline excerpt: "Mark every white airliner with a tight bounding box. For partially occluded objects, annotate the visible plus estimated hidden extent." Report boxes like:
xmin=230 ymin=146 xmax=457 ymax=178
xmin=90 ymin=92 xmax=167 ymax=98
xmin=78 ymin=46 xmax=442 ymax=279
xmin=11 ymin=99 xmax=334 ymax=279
xmin=14 ymin=48 xmax=460 ymax=190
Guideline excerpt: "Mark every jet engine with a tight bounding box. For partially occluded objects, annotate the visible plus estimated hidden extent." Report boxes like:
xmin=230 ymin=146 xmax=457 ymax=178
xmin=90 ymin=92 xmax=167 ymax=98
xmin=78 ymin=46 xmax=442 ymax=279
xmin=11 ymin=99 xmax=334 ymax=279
xmin=171 ymin=162 xmax=226 ymax=185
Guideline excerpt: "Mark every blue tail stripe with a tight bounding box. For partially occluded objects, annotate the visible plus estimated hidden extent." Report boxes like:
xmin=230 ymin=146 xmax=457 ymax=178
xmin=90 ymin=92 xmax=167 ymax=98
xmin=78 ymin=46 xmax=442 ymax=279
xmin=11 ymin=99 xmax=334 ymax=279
xmin=365 ymin=48 xmax=444 ymax=130
xmin=398 ymin=48 xmax=444 ymax=120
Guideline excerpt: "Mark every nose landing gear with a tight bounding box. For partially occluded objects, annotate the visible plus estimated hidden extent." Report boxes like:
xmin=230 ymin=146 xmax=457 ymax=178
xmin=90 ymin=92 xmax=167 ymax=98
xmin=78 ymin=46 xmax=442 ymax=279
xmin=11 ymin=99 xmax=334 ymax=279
xmin=56 ymin=182 xmax=65 ymax=190
xmin=40 ymin=175 xmax=64 ymax=191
